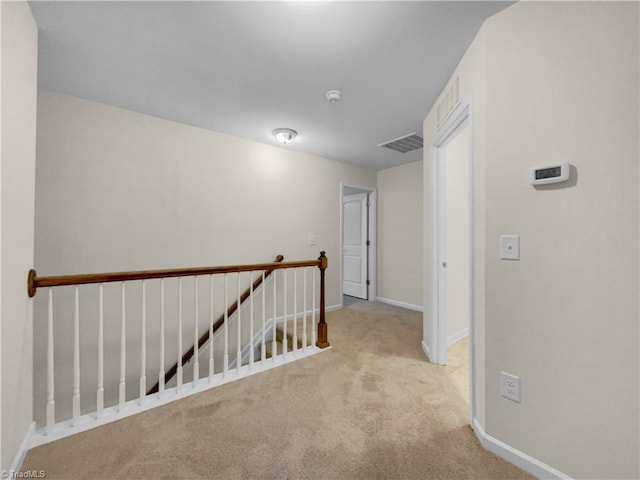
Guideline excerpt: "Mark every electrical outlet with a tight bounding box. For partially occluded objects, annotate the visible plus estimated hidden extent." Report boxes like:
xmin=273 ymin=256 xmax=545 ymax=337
xmin=500 ymin=371 xmax=521 ymax=403
xmin=308 ymin=235 xmax=317 ymax=246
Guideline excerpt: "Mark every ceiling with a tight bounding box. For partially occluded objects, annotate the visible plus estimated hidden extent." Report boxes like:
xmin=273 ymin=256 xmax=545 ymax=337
xmin=29 ymin=1 xmax=512 ymax=171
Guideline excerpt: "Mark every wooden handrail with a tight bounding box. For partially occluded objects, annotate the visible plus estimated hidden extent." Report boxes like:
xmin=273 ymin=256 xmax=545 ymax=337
xmin=27 ymin=257 xmax=320 ymax=297
xmin=28 ymin=251 xmax=329 ymax=401
xmin=147 ymin=254 xmax=284 ymax=395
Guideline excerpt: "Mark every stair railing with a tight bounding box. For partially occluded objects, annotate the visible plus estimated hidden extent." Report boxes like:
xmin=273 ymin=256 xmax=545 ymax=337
xmin=27 ymin=252 xmax=329 ymax=446
xmin=146 ymin=254 xmax=284 ymax=395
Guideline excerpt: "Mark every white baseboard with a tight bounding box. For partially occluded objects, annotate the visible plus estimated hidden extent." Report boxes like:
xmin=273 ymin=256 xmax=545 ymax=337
xmin=472 ymin=419 xmax=571 ymax=480
xmin=217 ymin=303 xmax=343 ymax=370
xmin=447 ymin=327 xmax=469 ymax=346
xmin=326 ymin=303 xmax=342 ymax=312
xmin=375 ymin=297 xmax=423 ymax=312
xmin=9 ymin=421 xmax=35 ymax=474
xmin=421 ymin=341 xmax=432 ymax=362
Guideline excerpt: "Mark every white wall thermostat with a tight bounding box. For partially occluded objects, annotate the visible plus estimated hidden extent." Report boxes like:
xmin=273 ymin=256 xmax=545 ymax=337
xmin=529 ymin=162 xmax=570 ymax=186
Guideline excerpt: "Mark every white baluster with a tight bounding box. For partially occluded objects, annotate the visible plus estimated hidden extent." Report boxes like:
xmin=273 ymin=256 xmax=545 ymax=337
xmin=249 ymin=271 xmax=254 ymax=370
xmin=119 ymin=283 xmax=126 ymax=410
xmin=293 ymin=269 xmax=298 ymax=355
xmin=272 ymin=269 xmax=277 ymax=363
xmin=139 ymin=280 xmax=146 ymax=404
xmin=237 ymin=272 xmax=242 ymax=373
xmin=177 ymin=278 xmax=183 ymax=392
xmin=73 ymin=286 xmax=80 ymax=426
xmin=312 ymin=268 xmax=317 ymax=346
xmin=46 ymin=288 xmax=55 ymax=432
xmin=283 ymin=269 xmax=288 ymax=359
xmin=193 ymin=276 xmax=199 ymax=388
xmin=209 ymin=274 xmax=214 ymax=382
xmin=302 ymin=268 xmax=308 ymax=352
xmin=261 ymin=271 xmax=266 ymax=363
xmin=159 ymin=279 xmax=165 ymax=396
xmin=223 ymin=274 xmax=229 ymax=376
xmin=97 ymin=284 xmax=104 ymax=417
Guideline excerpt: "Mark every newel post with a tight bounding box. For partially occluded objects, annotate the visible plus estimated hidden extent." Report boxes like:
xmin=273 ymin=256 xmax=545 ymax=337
xmin=316 ymin=251 xmax=330 ymax=348
xmin=28 ymin=269 xmax=37 ymax=298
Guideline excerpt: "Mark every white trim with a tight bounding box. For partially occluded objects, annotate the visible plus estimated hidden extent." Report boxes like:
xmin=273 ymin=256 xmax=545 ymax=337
xmin=430 ymin=96 xmax=476 ymax=426
xmin=432 ymin=107 xmax=471 ymax=365
xmin=230 ymin=303 xmax=341 ymax=366
xmin=421 ymin=341 xmax=432 ymax=362
xmin=367 ymin=190 xmax=377 ymax=302
xmin=342 ymin=192 xmax=368 ymax=299
xmin=197 ymin=301 xmax=342 ymax=369
xmin=9 ymin=422 xmax=35 ymax=474
xmin=473 ymin=419 xmax=572 ymax=480
xmin=436 ymin=147 xmax=448 ymax=364
xmin=230 ymin=319 xmax=275 ymax=369
xmin=326 ymin=303 xmax=342 ymax=313
xmin=447 ymin=327 xmax=469 ymax=346
xmin=467 ymin=100 xmax=476 ymax=428
xmin=375 ymin=296 xmax=423 ymax=312
xmin=29 ymin=347 xmax=331 ymax=449
xmin=339 ymin=183 xmax=377 ymax=303
xmin=429 ymin=142 xmax=440 ymax=363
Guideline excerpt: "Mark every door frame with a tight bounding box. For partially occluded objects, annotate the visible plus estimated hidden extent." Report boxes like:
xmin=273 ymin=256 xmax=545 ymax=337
xmin=339 ymin=183 xmax=377 ymax=306
xmin=429 ymin=97 xmax=475 ymax=423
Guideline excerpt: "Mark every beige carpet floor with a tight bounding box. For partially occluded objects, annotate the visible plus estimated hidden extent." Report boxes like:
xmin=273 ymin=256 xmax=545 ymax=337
xmin=23 ymin=301 xmax=533 ymax=480
xmin=446 ymin=337 xmax=470 ymax=404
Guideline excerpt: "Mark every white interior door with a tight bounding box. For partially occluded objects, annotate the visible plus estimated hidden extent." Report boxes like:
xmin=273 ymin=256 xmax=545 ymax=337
xmin=430 ymin=101 xmax=474 ymax=423
xmin=437 ymin=151 xmax=448 ymax=362
xmin=343 ymin=193 xmax=368 ymax=299
xmin=444 ymin=126 xmax=470 ymax=344
xmin=436 ymin=123 xmax=470 ymax=365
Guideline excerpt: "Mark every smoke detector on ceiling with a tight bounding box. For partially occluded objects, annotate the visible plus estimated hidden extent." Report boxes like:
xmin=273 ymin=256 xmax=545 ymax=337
xmin=325 ymin=90 xmax=342 ymax=103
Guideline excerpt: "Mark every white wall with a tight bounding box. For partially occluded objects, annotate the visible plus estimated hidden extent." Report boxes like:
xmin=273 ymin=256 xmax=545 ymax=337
xmin=444 ymin=126 xmax=469 ymax=340
xmin=483 ymin=3 xmax=639 ymax=477
xmin=34 ymin=91 xmax=376 ymax=422
xmin=0 ymin=0 xmax=37 ymax=471
xmin=425 ymin=2 xmax=639 ymax=478
xmin=36 ymin=91 xmax=375 ymax=302
xmin=376 ymin=160 xmax=423 ymax=309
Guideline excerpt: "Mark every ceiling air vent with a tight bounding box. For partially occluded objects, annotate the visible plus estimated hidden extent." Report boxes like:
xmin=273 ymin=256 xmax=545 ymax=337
xmin=377 ymin=132 xmax=424 ymax=154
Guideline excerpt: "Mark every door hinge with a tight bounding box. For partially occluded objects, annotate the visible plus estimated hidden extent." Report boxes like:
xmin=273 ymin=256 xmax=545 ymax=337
xmin=366 ymin=240 xmax=370 ymax=246
xmin=366 ymin=280 xmax=370 ymax=285
xmin=442 ymin=261 xmax=447 ymax=268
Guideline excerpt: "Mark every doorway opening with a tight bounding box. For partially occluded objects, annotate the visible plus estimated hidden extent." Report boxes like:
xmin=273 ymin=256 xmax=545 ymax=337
xmin=340 ymin=184 xmax=376 ymax=307
xmin=430 ymin=100 xmax=474 ymax=422
xmin=441 ymin=123 xmax=471 ymax=406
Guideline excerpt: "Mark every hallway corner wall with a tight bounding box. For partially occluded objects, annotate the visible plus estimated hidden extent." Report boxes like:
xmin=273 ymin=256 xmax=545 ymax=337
xmin=377 ymin=161 xmax=423 ymax=310
xmin=424 ymin=2 xmax=639 ymax=478
xmin=0 ymin=0 xmax=38 ymax=471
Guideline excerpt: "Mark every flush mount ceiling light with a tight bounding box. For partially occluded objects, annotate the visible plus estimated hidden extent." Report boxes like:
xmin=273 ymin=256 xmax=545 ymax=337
xmin=325 ymin=89 xmax=342 ymax=103
xmin=273 ymin=128 xmax=297 ymax=145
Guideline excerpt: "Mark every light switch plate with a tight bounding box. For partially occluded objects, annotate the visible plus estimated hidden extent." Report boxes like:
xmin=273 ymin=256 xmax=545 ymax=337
xmin=500 ymin=235 xmax=520 ymax=260
xmin=308 ymin=235 xmax=317 ymax=246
